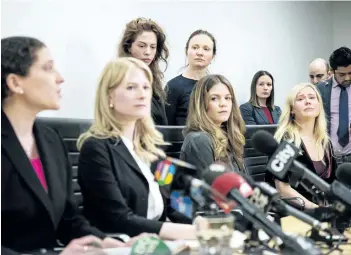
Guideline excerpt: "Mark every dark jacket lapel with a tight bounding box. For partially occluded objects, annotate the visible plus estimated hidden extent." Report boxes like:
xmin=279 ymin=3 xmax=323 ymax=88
xmin=33 ymin=123 xmax=66 ymax=227
xmin=271 ymin=108 xmax=280 ymax=124
xmin=317 ymin=78 xmax=333 ymax=133
xmin=1 ymin=112 xmax=56 ymax=225
xmin=110 ymin=139 xmax=145 ymax=179
xmin=325 ymin=79 xmax=333 ymax=133
xmin=255 ymin=107 xmax=269 ymax=124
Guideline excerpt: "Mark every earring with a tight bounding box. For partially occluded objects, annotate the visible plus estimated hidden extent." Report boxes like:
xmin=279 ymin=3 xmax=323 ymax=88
xmin=290 ymin=113 xmax=295 ymax=121
xmin=109 ymin=103 xmax=114 ymax=108
xmin=18 ymin=89 xmax=24 ymax=94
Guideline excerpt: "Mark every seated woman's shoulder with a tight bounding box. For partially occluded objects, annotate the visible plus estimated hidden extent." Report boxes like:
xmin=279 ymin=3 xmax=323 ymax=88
xmin=183 ymin=131 xmax=211 ymax=145
xmin=35 ymin=122 xmax=62 ymax=141
xmin=274 ymin=105 xmax=282 ymax=111
xmin=239 ymin=102 xmax=252 ymax=109
xmin=80 ymin=136 xmax=111 ymax=151
xmin=239 ymin=102 xmax=252 ymax=110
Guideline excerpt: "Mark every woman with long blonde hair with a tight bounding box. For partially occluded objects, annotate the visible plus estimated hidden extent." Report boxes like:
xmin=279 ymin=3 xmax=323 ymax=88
xmin=180 ymin=74 xmax=247 ymax=177
xmin=272 ymin=83 xmax=337 ymax=210
xmin=77 ymin=57 xmax=195 ymax=240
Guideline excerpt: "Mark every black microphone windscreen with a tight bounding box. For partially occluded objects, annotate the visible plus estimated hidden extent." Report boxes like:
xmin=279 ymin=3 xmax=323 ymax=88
xmin=336 ymin=163 xmax=351 ymax=187
xmin=202 ymin=162 xmax=230 ymax=186
xmin=251 ymin=130 xmax=278 ymax=156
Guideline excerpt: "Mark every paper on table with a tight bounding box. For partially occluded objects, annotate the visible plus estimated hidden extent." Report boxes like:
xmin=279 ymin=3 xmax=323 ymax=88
xmin=103 ymin=240 xmax=188 ymax=255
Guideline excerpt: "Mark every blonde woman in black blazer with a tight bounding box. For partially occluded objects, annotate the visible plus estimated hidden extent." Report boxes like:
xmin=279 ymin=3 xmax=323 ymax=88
xmin=1 ymin=36 xmax=146 ymax=254
xmin=77 ymin=57 xmax=195 ymax=240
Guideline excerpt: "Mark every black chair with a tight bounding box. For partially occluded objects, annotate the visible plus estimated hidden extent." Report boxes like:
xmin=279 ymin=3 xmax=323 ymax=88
xmin=244 ymin=125 xmax=278 ymax=182
xmin=36 ymin=117 xmax=93 ymax=211
xmin=156 ymin=125 xmax=185 ymax=159
xmin=37 ymin=118 xmax=279 ymax=183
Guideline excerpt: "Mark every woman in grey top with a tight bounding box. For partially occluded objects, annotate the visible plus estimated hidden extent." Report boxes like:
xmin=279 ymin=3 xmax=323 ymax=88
xmin=180 ymin=74 xmax=247 ymax=177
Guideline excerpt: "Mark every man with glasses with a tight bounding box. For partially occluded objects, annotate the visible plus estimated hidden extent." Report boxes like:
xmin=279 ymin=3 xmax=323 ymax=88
xmin=317 ymin=47 xmax=351 ymax=165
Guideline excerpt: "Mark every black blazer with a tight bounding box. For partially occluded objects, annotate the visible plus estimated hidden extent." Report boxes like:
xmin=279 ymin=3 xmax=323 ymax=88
xmin=1 ymin=111 xmax=104 ymax=254
xmin=78 ymin=137 xmax=191 ymax=237
xmin=240 ymin=102 xmax=281 ymax=125
xmin=152 ymin=94 xmax=168 ymax=125
xmin=316 ymin=78 xmax=333 ymax=134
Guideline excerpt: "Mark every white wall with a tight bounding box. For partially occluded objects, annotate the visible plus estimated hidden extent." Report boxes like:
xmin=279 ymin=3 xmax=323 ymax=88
xmin=1 ymin=1 xmax=334 ymax=119
xmin=332 ymin=1 xmax=351 ymax=50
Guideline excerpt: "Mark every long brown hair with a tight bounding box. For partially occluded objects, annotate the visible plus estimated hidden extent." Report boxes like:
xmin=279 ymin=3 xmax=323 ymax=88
xmin=117 ymin=17 xmax=168 ymax=103
xmin=184 ymin=74 xmax=246 ymax=167
xmin=248 ymin=70 xmax=275 ymax=109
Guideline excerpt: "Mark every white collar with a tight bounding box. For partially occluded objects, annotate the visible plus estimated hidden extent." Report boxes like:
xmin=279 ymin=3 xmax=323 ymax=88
xmin=120 ymin=135 xmax=134 ymax=151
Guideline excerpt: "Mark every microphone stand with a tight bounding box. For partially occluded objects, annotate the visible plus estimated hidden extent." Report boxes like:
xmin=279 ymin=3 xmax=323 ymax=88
xmin=228 ymin=189 xmax=322 ymax=255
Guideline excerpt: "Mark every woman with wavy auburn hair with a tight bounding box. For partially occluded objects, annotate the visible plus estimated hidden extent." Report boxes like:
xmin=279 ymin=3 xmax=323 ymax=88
xmin=271 ymin=83 xmax=337 ymax=210
xmin=180 ymin=74 xmax=247 ymax=177
xmin=77 ymin=57 xmax=195 ymax=240
xmin=117 ymin=17 xmax=169 ymax=125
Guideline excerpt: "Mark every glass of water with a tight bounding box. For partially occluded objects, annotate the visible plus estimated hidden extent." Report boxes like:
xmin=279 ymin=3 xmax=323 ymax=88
xmin=194 ymin=213 xmax=235 ymax=255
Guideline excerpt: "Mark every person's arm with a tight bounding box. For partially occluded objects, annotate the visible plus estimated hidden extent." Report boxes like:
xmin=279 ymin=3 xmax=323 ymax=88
xmin=275 ymin=180 xmax=318 ymax=209
xmin=181 ymin=134 xmax=214 ymax=178
xmin=239 ymin=103 xmax=257 ymax=125
xmin=78 ymin=138 xmax=195 ymax=240
xmin=1 ymin=246 xmax=20 ymax=255
xmin=165 ymin=83 xmax=178 ymax=125
xmin=159 ymin=223 xmax=196 ymax=240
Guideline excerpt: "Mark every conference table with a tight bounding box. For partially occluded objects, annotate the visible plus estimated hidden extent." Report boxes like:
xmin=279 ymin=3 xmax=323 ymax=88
xmin=184 ymin=216 xmax=351 ymax=254
xmin=104 ymin=216 xmax=350 ymax=254
xmin=280 ymin=216 xmax=351 ymax=255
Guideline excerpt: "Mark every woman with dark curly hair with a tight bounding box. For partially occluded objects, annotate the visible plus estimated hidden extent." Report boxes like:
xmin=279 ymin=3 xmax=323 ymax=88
xmin=118 ymin=17 xmax=169 ymax=125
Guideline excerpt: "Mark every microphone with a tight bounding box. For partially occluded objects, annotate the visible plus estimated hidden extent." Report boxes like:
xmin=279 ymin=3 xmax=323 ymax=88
xmin=204 ymin=166 xmax=327 ymax=231
xmin=130 ymin=236 xmax=171 ymax=255
xmin=251 ymin=130 xmax=351 ymax=210
xmin=335 ymin=163 xmax=351 ymax=187
xmin=251 ymin=130 xmax=331 ymax=192
xmin=170 ymin=191 xmax=194 ymax=218
xmin=203 ymin=169 xmax=322 ymax=254
xmin=155 ymin=158 xmax=236 ymax=213
xmin=154 ymin=157 xmax=197 ymax=190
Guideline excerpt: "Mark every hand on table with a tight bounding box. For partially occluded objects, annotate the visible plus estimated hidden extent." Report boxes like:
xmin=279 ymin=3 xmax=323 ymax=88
xmin=60 ymin=235 xmax=106 ymax=255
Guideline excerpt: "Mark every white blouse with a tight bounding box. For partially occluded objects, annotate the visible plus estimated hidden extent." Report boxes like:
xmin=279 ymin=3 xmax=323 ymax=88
xmin=120 ymin=136 xmax=164 ymax=220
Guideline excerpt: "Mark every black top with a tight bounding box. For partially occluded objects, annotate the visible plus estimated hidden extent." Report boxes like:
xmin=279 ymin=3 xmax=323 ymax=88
xmin=78 ymin=137 xmax=191 ymax=237
xmin=266 ymin=140 xmax=337 ymax=203
xmin=179 ymin=131 xmax=246 ymax=178
xmin=1 ymin=111 xmax=105 ymax=254
xmin=152 ymin=93 xmax=168 ymax=125
xmin=165 ymin=75 xmax=197 ymax=125
xmin=239 ymin=102 xmax=281 ymax=125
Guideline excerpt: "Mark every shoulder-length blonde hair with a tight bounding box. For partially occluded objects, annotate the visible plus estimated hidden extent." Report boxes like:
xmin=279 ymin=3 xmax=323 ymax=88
xmin=77 ymin=57 xmax=167 ymax=163
xmin=117 ymin=17 xmax=168 ymax=104
xmin=184 ymin=74 xmax=246 ymax=167
xmin=274 ymin=83 xmax=329 ymax=152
